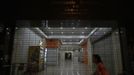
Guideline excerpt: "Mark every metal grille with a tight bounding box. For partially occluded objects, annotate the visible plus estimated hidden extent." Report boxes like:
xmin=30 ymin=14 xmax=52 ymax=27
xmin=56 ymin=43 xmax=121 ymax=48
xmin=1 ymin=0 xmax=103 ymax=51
xmin=10 ymin=21 xmax=123 ymax=75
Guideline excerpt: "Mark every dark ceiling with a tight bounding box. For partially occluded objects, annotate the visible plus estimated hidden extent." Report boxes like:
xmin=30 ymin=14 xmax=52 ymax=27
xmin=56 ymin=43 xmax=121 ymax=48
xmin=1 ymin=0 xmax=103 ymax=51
xmin=0 ymin=0 xmax=120 ymax=20
xmin=16 ymin=0 xmax=117 ymax=20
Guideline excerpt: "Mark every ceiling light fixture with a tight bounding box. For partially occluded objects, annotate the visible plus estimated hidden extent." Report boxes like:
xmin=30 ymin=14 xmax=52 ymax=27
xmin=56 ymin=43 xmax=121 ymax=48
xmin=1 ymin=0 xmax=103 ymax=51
xmin=60 ymin=27 xmax=63 ymax=29
xmin=51 ymin=32 xmax=53 ymax=34
xmin=82 ymin=32 xmax=84 ymax=34
xmin=86 ymin=28 xmax=98 ymax=38
xmin=72 ymin=32 xmax=74 ymax=34
xmin=6 ymin=28 xmax=9 ymax=30
xmin=85 ymin=27 xmax=88 ymax=29
xmin=48 ymin=27 xmax=51 ymax=29
xmin=35 ymin=28 xmax=48 ymax=38
xmin=62 ymin=42 xmax=80 ymax=44
xmin=79 ymin=39 xmax=84 ymax=44
xmin=48 ymin=35 xmax=86 ymax=39
xmin=15 ymin=27 xmax=18 ymax=29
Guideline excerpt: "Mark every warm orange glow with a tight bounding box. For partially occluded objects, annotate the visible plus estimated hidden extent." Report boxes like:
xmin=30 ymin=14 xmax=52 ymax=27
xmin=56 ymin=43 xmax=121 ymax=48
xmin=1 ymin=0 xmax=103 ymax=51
xmin=46 ymin=39 xmax=61 ymax=48
xmin=81 ymin=41 xmax=88 ymax=64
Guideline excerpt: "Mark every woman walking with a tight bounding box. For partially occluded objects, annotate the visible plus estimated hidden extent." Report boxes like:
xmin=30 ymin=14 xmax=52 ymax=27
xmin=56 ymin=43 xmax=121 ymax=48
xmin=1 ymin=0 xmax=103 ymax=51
xmin=93 ymin=54 xmax=110 ymax=75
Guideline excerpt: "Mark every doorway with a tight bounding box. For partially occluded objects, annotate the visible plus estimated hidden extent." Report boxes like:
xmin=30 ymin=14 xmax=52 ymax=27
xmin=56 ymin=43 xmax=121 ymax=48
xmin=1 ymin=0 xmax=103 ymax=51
xmin=65 ymin=52 xmax=72 ymax=60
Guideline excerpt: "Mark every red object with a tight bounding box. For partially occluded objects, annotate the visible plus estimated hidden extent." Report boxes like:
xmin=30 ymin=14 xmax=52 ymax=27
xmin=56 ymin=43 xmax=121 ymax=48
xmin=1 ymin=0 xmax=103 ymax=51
xmin=96 ymin=63 xmax=110 ymax=75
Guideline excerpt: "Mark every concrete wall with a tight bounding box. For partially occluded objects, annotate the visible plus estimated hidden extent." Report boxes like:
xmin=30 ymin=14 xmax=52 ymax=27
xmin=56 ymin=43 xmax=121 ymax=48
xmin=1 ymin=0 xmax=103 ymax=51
xmin=12 ymin=28 xmax=43 ymax=63
xmin=87 ymin=39 xmax=93 ymax=75
xmin=92 ymin=30 xmax=123 ymax=75
xmin=46 ymin=48 xmax=58 ymax=65
xmin=111 ymin=30 xmax=123 ymax=75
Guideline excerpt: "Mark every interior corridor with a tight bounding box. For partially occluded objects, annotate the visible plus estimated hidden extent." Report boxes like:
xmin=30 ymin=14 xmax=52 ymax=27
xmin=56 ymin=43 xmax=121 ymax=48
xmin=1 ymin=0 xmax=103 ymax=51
xmin=6 ymin=20 xmax=123 ymax=75
xmin=1 ymin=0 xmax=133 ymax=74
xmin=39 ymin=60 xmax=91 ymax=75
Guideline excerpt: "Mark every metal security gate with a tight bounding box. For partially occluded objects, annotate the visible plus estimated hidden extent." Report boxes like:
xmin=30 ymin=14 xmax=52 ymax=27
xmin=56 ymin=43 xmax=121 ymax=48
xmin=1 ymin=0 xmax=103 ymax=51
xmin=1 ymin=20 xmax=127 ymax=75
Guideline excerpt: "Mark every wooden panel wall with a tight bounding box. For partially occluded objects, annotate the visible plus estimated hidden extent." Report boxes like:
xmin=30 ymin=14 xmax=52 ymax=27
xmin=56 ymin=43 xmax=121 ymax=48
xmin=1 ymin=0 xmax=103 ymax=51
xmin=46 ymin=39 xmax=61 ymax=48
xmin=81 ymin=42 xmax=88 ymax=64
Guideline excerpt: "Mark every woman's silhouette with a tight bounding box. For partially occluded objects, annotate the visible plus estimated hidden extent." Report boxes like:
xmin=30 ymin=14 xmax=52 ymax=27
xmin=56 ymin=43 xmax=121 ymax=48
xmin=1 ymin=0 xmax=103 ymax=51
xmin=93 ymin=54 xmax=110 ymax=75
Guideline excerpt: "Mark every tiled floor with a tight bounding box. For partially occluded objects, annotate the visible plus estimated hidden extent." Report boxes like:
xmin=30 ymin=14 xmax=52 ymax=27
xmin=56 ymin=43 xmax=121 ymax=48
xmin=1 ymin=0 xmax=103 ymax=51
xmin=38 ymin=60 xmax=91 ymax=75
